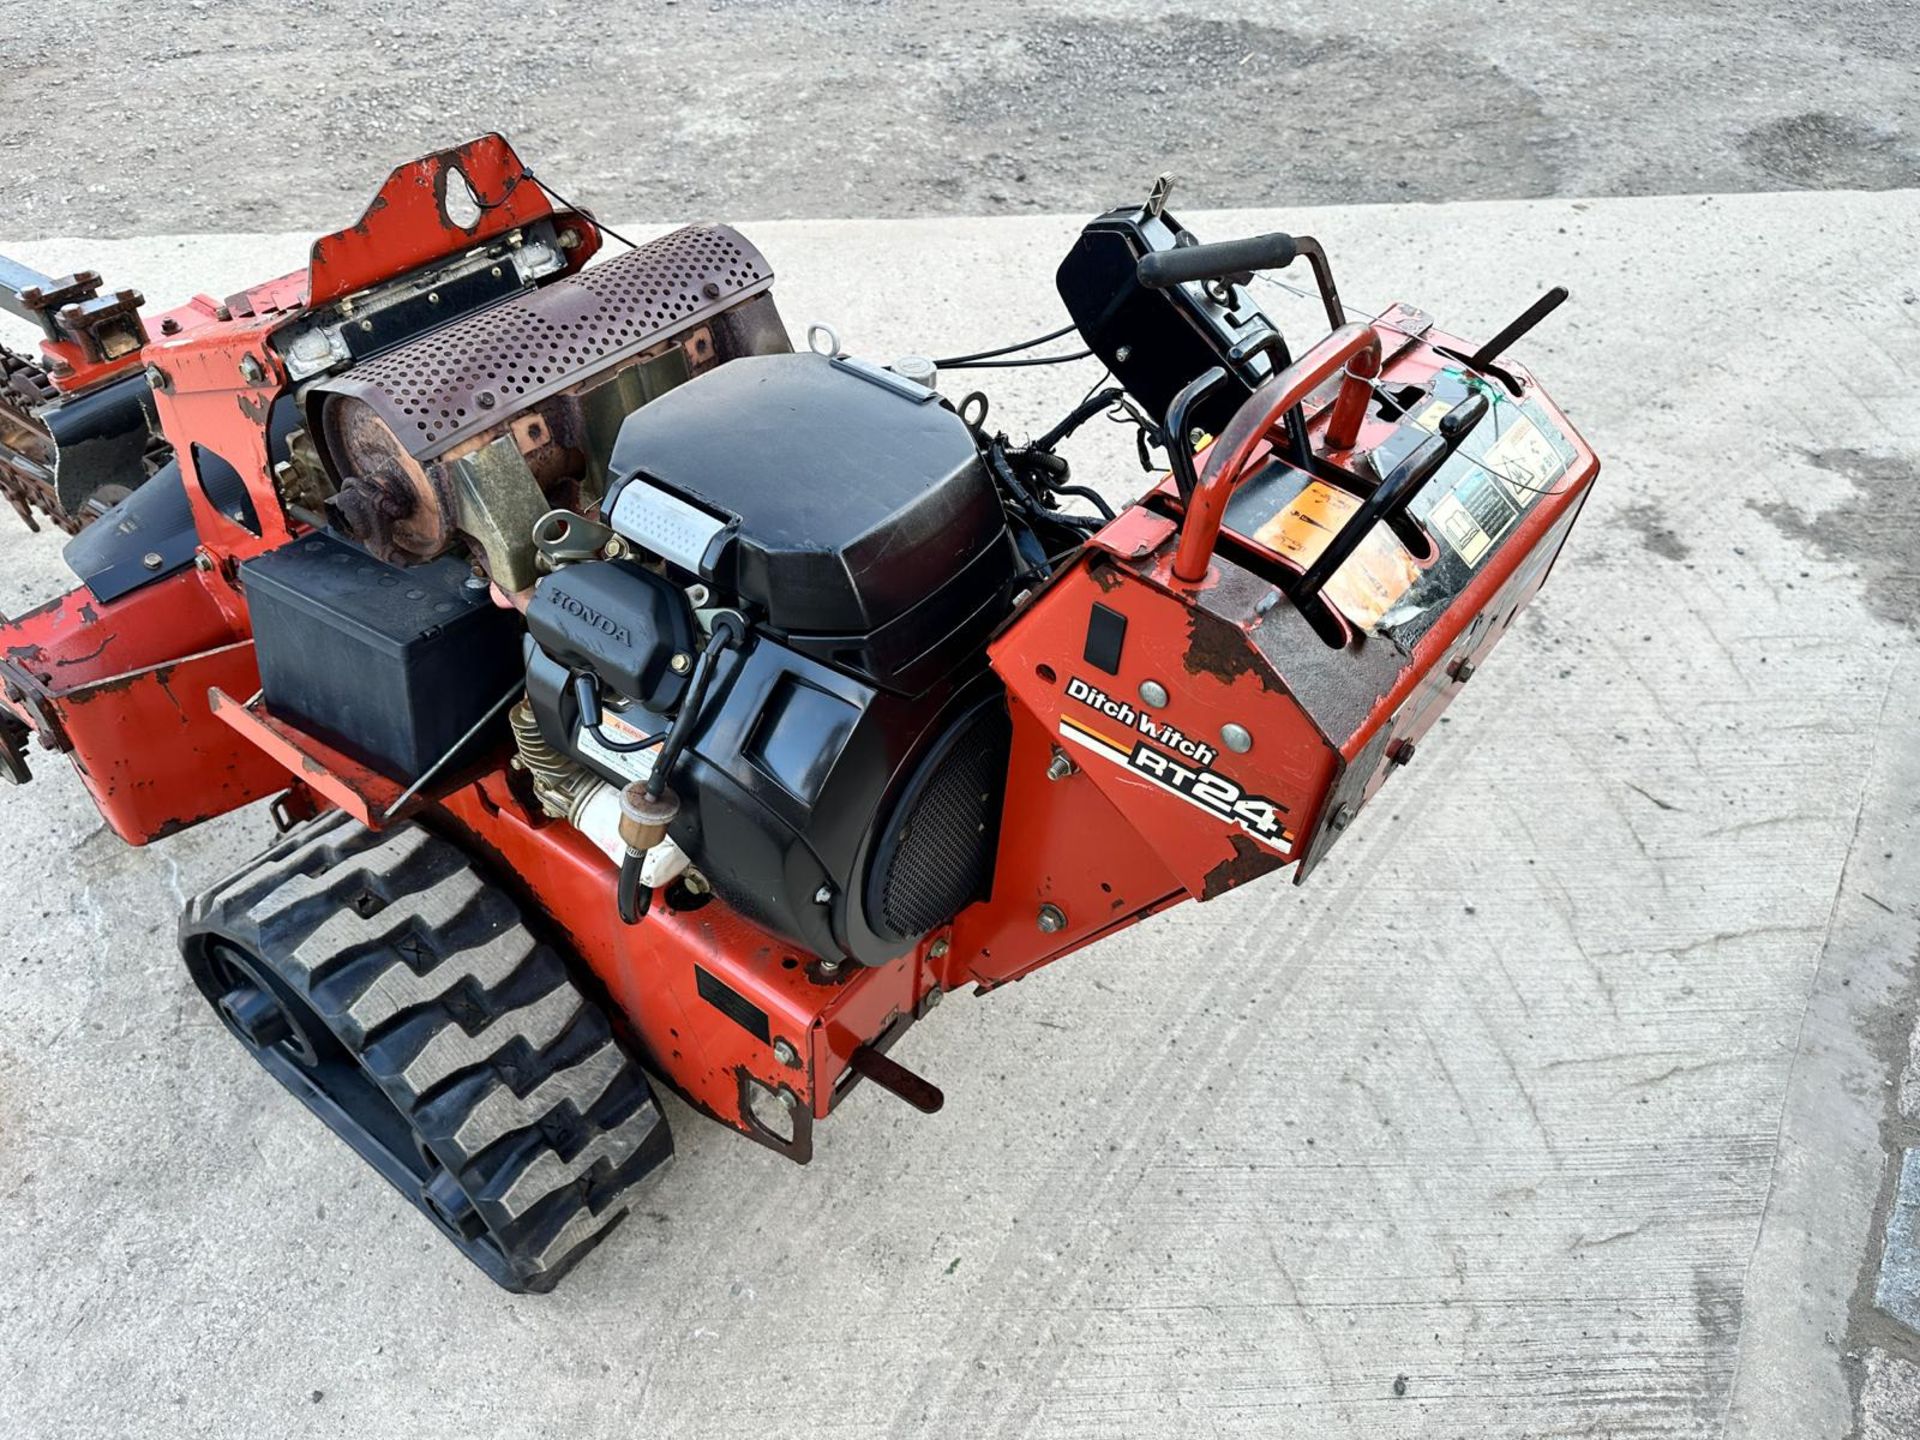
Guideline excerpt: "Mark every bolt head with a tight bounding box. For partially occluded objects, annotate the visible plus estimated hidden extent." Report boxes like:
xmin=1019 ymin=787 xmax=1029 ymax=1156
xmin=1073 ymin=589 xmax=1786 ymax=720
xmin=669 ymin=652 xmax=692 ymax=675
xmin=1221 ymin=722 xmax=1253 ymax=753
xmin=1139 ymin=679 xmax=1169 ymax=708
xmin=1037 ymin=903 xmax=1067 ymax=934
xmin=238 ymin=354 xmax=266 ymax=385
xmin=141 ymin=551 xmax=164 ymax=570
xmin=1045 ymin=750 xmax=1074 ymax=782
xmin=142 ymin=363 xmax=168 ymax=391
xmin=1450 ymin=657 xmax=1476 ymax=683
xmin=928 ymin=936 xmax=950 ymax=960
xmin=772 ymin=1038 xmax=800 ymax=1068
xmin=814 ymin=884 xmax=834 ymax=905
xmin=1329 ymin=803 xmax=1354 ymax=833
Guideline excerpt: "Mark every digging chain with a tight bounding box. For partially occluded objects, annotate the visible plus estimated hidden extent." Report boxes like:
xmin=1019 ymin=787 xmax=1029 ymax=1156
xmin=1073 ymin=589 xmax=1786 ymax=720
xmin=0 ymin=344 xmax=73 ymax=534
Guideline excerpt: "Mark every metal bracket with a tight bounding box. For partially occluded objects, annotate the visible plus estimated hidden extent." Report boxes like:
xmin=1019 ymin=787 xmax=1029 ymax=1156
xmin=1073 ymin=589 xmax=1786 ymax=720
xmin=1144 ymin=172 xmax=1177 ymax=219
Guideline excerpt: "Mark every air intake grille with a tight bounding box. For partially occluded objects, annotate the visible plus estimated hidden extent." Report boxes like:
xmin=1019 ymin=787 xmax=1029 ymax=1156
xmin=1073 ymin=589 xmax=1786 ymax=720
xmin=866 ymin=698 xmax=1012 ymax=942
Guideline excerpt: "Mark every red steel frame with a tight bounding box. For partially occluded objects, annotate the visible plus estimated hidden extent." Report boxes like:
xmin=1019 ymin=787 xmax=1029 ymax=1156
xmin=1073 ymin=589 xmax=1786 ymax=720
xmin=0 ymin=139 xmax=1599 ymax=1153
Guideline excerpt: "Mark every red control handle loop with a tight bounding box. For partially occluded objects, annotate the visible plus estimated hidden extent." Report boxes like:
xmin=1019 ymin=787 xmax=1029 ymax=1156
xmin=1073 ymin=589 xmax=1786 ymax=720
xmin=1171 ymin=322 xmax=1382 ymax=584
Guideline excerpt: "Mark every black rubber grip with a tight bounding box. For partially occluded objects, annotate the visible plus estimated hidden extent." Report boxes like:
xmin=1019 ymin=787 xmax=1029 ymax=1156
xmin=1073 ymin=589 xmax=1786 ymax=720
xmin=1137 ymin=232 xmax=1297 ymax=289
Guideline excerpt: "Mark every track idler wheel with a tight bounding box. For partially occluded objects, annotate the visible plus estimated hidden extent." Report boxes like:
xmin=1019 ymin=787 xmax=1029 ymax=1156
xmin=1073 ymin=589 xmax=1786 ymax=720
xmin=180 ymin=811 xmax=673 ymax=1292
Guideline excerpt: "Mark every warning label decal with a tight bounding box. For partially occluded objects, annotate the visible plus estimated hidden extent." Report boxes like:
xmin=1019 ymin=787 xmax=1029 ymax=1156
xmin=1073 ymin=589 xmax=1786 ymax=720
xmin=1250 ymin=480 xmax=1421 ymax=630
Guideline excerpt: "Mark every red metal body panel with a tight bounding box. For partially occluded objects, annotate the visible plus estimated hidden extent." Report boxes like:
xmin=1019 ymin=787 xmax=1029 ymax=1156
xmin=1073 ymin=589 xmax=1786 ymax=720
xmin=432 ymin=776 xmax=932 ymax=1149
xmin=304 ymin=137 xmax=591 ymax=307
xmin=0 ymin=567 xmax=282 ymax=840
xmin=945 ymin=702 xmax=1184 ymax=990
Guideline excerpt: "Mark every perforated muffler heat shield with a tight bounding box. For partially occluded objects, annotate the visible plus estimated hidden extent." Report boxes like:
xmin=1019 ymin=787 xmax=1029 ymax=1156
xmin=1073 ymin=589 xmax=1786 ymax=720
xmin=305 ymin=223 xmax=779 ymax=470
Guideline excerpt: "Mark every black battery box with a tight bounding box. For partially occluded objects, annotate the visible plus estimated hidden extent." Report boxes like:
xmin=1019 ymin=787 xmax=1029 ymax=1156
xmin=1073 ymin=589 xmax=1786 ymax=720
xmin=240 ymin=532 xmax=523 ymax=781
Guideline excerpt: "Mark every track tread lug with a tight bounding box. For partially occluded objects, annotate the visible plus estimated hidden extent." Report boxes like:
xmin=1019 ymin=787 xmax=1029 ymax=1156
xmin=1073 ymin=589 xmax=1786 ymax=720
xmin=180 ymin=814 xmax=671 ymax=1293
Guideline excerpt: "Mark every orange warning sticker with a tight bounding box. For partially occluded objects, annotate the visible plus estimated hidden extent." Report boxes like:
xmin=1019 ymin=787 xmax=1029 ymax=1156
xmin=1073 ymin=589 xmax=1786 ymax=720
xmin=1252 ymin=481 xmax=1420 ymax=630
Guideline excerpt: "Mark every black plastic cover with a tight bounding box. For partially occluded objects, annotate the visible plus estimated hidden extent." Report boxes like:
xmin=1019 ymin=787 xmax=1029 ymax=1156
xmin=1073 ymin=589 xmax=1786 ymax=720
xmin=1057 ymin=206 xmax=1289 ymax=434
xmin=604 ymin=352 xmax=1018 ymax=693
xmin=242 ymin=532 xmax=522 ymax=780
xmin=65 ymin=393 xmax=298 ymax=604
xmin=526 ymin=622 xmax=1007 ymax=966
xmin=525 ymin=559 xmax=697 ymax=713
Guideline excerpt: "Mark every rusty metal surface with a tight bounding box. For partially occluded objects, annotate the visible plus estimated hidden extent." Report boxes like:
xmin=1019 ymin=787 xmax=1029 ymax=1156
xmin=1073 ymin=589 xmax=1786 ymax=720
xmin=309 ymin=225 xmax=778 ymax=578
xmin=208 ymin=686 xmax=413 ymax=829
xmin=310 ymin=224 xmax=774 ymax=465
xmin=0 ymin=344 xmax=65 ymax=532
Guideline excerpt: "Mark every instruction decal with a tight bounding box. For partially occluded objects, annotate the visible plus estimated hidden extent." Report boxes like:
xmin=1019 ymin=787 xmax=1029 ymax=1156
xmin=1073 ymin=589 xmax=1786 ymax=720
xmin=1249 ymin=479 xmax=1420 ymax=630
xmin=1426 ymin=466 xmax=1520 ymax=567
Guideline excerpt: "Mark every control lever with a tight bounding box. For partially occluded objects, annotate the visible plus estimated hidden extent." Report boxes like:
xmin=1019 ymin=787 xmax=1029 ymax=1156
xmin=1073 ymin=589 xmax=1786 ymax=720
xmin=1469 ymin=286 xmax=1568 ymax=372
xmin=1163 ymin=367 xmax=1230 ymax=504
xmin=1291 ymin=392 xmax=1491 ymax=617
xmin=1137 ymin=232 xmax=1298 ymax=290
xmin=848 ymin=1043 xmax=945 ymax=1114
xmin=1438 ymin=286 xmax=1570 ymax=395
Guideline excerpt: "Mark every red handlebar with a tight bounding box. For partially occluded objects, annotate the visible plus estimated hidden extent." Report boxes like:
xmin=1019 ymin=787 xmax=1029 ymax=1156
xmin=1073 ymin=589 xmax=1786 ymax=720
xmin=1170 ymin=322 xmax=1382 ymax=584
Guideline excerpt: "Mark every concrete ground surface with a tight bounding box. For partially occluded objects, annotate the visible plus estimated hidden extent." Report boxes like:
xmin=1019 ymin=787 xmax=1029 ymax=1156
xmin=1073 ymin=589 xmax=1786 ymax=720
xmin=3 ymin=0 xmax=1918 ymax=236
xmin=1 ymin=187 xmax=1917 ymax=1440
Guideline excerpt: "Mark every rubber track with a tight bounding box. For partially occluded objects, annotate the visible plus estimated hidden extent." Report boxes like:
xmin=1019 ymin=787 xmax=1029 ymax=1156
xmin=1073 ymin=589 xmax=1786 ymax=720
xmin=182 ymin=811 xmax=672 ymax=1292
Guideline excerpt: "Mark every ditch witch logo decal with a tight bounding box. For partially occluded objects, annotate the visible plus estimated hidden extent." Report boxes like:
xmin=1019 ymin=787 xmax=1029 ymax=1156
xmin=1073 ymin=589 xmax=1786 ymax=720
xmin=1061 ymin=677 xmax=1294 ymax=850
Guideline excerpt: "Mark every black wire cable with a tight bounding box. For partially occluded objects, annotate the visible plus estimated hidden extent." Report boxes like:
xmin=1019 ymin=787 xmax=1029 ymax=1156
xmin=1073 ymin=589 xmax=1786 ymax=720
xmin=931 ymin=323 xmax=1078 ymax=366
xmin=1049 ymin=482 xmax=1116 ymax=522
xmin=571 ymin=673 xmax=658 ymax=754
xmin=1034 ymin=386 xmax=1127 ymax=452
xmin=986 ymin=442 xmax=1100 ymax=534
xmin=617 ymin=851 xmax=652 ymax=925
xmin=938 ymin=349 xmax=1095 ymax=370
xmin=526 ymin=172 xmax=646 ymax=251
xmin=647 ymin=613 xmax=747 ymax=799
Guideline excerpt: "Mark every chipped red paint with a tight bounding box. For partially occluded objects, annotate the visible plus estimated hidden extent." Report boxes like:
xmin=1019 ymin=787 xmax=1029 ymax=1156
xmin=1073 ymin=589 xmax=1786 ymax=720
xmin=305 ymin=135 xmax=596 ymax=308
xmin=208 ymin=688 xmax=412 ymax=828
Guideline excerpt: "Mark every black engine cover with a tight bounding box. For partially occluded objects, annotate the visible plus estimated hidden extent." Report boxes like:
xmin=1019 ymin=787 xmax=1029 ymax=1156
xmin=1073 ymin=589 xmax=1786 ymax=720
xmin=525 ymin=559 xmax=698 ymax=713
xmin=527 ymin=634 xmax=1009 ymax=966
xmin=603 ymin=351 xmax=1019 ymax=695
